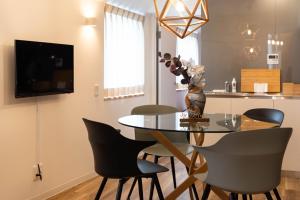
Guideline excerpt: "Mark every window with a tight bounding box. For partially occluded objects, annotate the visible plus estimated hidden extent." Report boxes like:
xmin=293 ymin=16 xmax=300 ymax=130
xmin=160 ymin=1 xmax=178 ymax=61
xmin=104 ymin=5 xmax=145 ymax=99
xmin=176 ymin=34 xmax=199 ymax=89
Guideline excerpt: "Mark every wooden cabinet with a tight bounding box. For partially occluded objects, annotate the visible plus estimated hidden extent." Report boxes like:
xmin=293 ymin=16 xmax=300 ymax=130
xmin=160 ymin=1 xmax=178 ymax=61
xmin=241 ymin=69 xmax=281 ymax=92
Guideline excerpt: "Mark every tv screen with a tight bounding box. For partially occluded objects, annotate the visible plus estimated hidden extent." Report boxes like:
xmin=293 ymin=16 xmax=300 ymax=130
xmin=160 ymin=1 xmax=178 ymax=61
xmin=15 ymin=40 xmax=74 ymax=98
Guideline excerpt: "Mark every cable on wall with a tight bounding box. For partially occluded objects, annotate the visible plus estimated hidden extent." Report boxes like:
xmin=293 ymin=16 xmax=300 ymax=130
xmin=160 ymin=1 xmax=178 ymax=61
xmin=35 ymin=97 xmax=43 ymax=181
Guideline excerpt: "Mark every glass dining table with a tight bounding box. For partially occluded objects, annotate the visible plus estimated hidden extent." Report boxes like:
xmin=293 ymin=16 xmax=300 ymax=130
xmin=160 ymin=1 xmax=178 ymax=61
xmin=118 ymin=112 xmax=279 ymax=200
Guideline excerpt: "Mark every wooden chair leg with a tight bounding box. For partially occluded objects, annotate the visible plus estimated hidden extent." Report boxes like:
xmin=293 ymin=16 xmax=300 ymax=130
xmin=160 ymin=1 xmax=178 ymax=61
xmin=273 ymin=188 xmax=281 ymax=200
xmin=95 ymin=177 xmax=107 ymax=200
xmin=137 ymin=177 xmax=144 ymax=200
xmin=153 ymin=174 xmax=164 ymax=200
xmin=265 ymin=192 xmax=273 ymax=200
xmin=149 ymin=156 xmax=159 ymax=200
xmin=170 ymin=157 xmax=177 ymax=188
xmin=116 ymin=179 xmax=125 ymax=200
xmin=201 ymin=184 xmax=211 ymax=200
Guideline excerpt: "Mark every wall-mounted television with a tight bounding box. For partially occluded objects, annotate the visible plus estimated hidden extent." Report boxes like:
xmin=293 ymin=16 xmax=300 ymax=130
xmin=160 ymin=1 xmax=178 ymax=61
xmin=15 ymin=40 xmax=74 ymax=98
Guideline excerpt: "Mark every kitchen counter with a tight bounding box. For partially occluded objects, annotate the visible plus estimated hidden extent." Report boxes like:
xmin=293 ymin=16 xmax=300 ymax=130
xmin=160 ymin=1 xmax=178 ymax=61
xmin=205 ymin=91 xmax=300 ymax=99
xmin=177 ymin=88 xmax=300 ymax=99
xmin=176 ymin=89 xmax=300 ymax=171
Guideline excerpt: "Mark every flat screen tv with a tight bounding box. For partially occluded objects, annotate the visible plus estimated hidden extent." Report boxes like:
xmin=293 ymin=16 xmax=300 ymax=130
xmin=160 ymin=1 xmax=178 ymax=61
xmin=15 ymin=40 xmax=74 ymax=98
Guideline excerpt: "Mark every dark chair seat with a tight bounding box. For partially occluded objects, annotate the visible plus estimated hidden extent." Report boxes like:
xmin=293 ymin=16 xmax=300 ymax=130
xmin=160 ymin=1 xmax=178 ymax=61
xmin=137 ymin=159 xmax=168 ymax=175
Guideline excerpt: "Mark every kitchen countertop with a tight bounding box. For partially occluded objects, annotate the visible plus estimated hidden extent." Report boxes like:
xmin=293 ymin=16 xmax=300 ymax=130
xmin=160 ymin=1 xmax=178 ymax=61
xmin=204 ymin=91 xmax=300 ymax=99
xmin=176 ymin=88 xmax=300 ymax=99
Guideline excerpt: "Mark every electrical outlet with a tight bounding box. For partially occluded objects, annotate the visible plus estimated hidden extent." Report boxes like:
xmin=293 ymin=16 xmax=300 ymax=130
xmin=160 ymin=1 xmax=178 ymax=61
xmin=32 ymin=163 xmax=43 ymax=181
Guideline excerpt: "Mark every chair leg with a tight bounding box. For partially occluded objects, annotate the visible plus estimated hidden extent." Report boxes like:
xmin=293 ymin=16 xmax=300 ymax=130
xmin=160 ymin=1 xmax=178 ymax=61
xmin=116 ymin=179 xmax=125 ymax=200
xmin=230 ymin=193 xmax=238 ymax=200
xmin=192 ymin=184 xmax=200 ymax=200
xmin=137 ymin=177 xmax=144 ymax=200
xmin=142 ymin=153 xmax=148 ymax=160
xmin=95 ymin=177 xmax=108 ymax=200
xmin=149 ymin=156 xmax=159 ymax=200
xmin=127 ymin=153 xmax=148 ymax=199
xmin=265 ymin=192 xmax=273 ymax=200
xmin=273 ymin=188 xmax=281 ymax=200
xmin=242 ymin=194 xmax=247 ymax=200
xmin=153 ymin=174 xmax=164 ymax=200
xmin=127 ymin=178 xmax=137 ymax=200
xmin=201 ymin=184 xmax=211 ymax=200
xmin=170 ymin=157 xmax=177 ymax=189
xmin=185 ymin=167 xmax=199 ymax=200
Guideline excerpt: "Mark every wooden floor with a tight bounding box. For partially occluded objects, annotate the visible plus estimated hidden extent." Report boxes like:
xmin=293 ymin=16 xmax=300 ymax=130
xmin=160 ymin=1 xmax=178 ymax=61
xmin=49 ymin=157 xmax=300 ymax=200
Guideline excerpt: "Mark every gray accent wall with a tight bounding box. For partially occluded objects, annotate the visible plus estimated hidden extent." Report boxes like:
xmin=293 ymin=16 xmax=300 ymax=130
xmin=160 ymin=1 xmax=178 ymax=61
xmin=201 ymin=0 xmax=300 ymax=91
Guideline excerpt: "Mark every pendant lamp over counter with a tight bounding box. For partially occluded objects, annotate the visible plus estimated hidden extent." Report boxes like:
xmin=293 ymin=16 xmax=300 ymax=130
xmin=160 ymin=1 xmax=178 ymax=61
xmin=153 ymin=0 xmax=209 ymax=39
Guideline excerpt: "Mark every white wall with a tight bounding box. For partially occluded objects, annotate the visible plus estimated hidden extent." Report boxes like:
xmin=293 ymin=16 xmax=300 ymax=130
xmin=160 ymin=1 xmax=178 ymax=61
xmin=0 ymin=0 xmax=155 ymax=199
xmin=159 ymin=28 xmax=177 ymax=106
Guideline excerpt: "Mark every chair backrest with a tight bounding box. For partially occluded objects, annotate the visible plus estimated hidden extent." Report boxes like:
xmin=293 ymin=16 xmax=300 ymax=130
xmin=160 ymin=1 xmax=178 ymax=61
xmin=194 ymin=128 xmax=292 ymax=194
xmin=243 ymin=108 xmax=284 ymax=126
xmin=131 ymin=104 xmax=189 ymax=143
xmin=83 ymin=118 xmax=154 ymax=178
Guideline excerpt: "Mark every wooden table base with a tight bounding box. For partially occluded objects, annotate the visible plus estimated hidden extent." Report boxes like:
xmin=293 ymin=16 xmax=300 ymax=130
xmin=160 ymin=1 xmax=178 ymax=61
xmin=150 ymin=131 xmax=228 ymax=200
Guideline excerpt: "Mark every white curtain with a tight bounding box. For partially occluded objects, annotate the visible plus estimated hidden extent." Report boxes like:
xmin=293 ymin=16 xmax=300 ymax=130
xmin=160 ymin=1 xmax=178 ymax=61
xmin=176 ymin=33 xmax=199 ymax=65
xmin=176 ymin=34 xmax=199 ymax=87
xmin=104 ymin=5 xmax=145 ymax=99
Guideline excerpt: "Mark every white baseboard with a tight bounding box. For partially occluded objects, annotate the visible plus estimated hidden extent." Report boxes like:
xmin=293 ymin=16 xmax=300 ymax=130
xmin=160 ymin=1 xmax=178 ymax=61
xmin=27 ymin=172 xmax=97 ymax=200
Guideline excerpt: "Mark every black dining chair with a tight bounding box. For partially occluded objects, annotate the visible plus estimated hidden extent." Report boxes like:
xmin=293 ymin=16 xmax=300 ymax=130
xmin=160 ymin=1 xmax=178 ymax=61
xmin=83 ymin=118 xmax=168 ymax=200
xmin=243 ymin=108 xmax=284 ymax=126
xmin=194 ymin=128 xmax=292 ymax=200
xmin=244 ymin=108 xmax=285 ymax=199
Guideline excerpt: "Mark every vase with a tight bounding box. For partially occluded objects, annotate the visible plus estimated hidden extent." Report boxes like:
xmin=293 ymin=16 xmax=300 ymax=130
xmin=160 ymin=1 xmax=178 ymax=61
xmin=185 ymin=88 xmax=206 ymax=118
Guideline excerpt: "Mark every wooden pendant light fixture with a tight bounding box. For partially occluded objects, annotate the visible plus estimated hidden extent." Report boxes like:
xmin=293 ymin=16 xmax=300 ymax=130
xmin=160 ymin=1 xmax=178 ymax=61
xmin=153 ymin=0 xmax=209 ymax=39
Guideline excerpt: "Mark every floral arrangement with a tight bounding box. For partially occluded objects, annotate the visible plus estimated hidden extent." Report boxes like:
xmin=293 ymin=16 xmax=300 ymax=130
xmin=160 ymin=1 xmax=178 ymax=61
xmin=160 ymin=52 xmax=207 ymax=118
xmin=160 ymin=53 xmax=206 ymax=89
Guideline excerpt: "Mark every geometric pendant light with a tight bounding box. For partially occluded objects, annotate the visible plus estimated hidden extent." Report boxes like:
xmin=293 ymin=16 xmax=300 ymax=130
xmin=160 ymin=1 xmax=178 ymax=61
xmin=153 ymin=0 xmax=209 ymax=39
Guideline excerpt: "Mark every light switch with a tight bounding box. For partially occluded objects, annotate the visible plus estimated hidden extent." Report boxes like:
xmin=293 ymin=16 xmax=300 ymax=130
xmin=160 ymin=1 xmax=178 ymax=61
xmin=94 ymin=84 xmax=99 ymax=97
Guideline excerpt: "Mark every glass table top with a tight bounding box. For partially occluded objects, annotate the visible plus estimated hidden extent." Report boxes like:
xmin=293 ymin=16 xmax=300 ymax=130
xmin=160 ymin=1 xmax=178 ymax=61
xmin=118 ymin=113 xmax=279 ymax=133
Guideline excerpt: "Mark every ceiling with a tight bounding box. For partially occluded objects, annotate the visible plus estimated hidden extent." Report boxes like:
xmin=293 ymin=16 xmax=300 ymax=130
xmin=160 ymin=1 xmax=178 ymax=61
xmin=106 ymin=0 xmax=210 ymax=16
xmin=106 ymin=0 xmax=154 ymax=15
